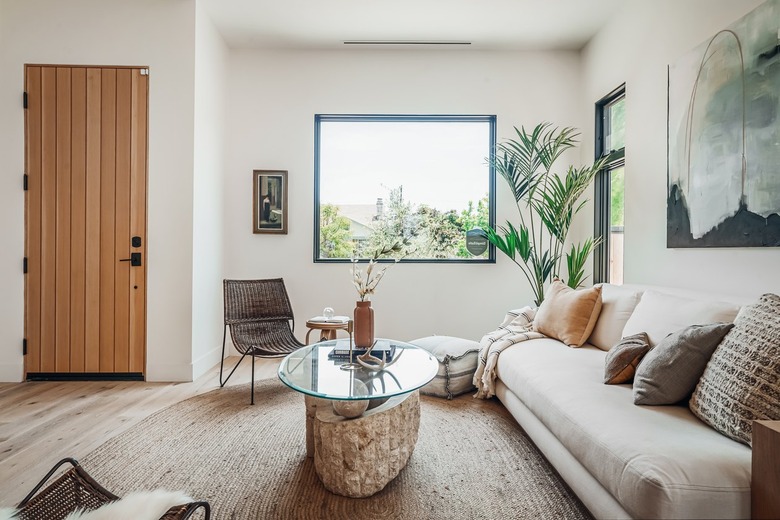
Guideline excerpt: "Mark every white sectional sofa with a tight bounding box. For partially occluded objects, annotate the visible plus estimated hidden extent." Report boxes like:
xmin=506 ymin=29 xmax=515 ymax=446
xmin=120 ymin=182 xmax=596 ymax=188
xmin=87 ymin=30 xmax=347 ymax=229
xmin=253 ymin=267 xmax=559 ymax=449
xmin=495 ymin=284 xmax=755 ymax=520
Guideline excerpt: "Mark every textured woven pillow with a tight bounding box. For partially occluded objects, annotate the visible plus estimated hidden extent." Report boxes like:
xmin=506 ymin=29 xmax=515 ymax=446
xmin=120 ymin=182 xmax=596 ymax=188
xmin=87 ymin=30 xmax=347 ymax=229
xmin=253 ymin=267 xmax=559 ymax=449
xmin=533 ymin=281 xmax=603 ymax=347
xmin=603 ymin=332 xmax=651 ymax=384
xmin=633 ymin=323 xmax=734 ymax=405
xmin=690 ymin=294 xmax=780 ymax=446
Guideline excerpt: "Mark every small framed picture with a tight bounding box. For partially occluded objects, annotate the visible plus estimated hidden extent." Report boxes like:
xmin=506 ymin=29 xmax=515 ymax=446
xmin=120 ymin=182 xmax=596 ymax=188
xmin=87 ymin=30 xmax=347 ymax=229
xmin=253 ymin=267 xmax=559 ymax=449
xmin=253 ymin=170 xmax=288 ymax=234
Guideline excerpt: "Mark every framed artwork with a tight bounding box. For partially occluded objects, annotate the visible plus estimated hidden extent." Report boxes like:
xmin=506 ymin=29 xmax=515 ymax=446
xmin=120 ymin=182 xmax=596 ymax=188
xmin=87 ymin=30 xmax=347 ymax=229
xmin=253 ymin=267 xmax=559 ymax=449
xmin=667 ymin=0 xmax=780 ymax=247
xmin=253 ymin=170 xmax=288 ymax=234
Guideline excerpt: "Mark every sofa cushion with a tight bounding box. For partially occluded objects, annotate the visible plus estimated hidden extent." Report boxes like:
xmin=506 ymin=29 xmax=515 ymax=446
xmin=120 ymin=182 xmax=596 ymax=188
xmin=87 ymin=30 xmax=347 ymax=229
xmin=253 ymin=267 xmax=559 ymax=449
xmin=603 ymin=332 xmax=650 ymax=384
xmin=410 ymin=336 xmax=480 ymax=399
xmin=533 ymin=281 xmax=602 ymax=347
xmin=589 ymin=284 xmax=643 ymax=351
xmin=622 ymin=290 xmax=740 ymax=346
xmin=690 ymin=293 xmax=780 ymax=446
xmin=633 ymin=322 xmax=733 ymax=405
xmin=496 ymin=338 xmax=750 ymax=520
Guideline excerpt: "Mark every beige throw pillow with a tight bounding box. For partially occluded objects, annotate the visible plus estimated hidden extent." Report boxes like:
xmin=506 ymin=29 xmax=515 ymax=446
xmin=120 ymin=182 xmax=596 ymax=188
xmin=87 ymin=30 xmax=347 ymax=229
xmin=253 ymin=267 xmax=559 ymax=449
xmin=588 ymin=284 xmax=643 ymax=351
xmin=533 ymin=281 xmax=603 ymax=347
xmin=621 ymin=290 xmax=740 ymax=346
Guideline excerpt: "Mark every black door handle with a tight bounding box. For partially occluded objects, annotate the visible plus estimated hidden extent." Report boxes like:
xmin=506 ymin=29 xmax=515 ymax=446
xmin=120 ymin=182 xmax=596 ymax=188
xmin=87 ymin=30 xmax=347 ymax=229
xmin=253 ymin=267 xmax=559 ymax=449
xmin=119 ymin=252 xmax=142 ymax=266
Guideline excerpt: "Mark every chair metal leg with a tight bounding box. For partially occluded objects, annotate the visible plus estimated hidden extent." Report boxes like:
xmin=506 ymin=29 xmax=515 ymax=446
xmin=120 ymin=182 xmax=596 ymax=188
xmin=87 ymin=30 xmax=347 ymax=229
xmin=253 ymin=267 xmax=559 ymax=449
xmin=219 ymin=326 xmax=248 ymax=388
xmin=251 ymin=355 xmax=255 ymax=405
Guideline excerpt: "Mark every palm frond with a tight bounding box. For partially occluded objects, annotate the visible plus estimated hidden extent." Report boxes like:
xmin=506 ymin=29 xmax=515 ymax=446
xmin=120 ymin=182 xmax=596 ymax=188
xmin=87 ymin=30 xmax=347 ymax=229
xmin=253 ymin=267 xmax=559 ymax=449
xmin=564 ymin=237 xmax=601 ymax=289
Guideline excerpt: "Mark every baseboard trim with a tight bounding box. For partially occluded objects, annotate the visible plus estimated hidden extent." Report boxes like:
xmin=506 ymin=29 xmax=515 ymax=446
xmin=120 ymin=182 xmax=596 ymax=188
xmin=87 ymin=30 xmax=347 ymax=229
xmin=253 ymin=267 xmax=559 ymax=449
xmin=192 ymin=346 xmax=223 ymax=381
xmin=0 ymin=363 xmax=23 ymax=382
xmin=146 ymin=363 xmax=193 ymax=382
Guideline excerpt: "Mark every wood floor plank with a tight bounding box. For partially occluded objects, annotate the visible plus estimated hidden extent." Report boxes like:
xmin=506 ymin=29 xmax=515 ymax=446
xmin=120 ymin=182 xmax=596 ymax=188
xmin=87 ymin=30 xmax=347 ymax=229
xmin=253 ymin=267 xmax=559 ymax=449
xmin=0 ymin=358 xmax=279 ymax=505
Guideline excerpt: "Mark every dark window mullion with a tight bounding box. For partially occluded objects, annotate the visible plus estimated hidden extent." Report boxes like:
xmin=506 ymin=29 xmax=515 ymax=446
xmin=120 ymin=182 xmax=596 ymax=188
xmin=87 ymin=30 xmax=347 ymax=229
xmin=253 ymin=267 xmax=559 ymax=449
xmin=593 ymin=84 xmax=625 ymax=284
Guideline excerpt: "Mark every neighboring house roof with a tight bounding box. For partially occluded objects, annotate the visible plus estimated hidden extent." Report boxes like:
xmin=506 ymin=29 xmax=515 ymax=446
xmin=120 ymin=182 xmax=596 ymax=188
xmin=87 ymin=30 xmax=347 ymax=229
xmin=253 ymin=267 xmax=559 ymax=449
xmin=346 ymin=218 xmax=373 ymax=240
xmin=337 ymin=204 xmax=378 ymax=228
xmin=337 ymin=204 xmax=380 ymax=240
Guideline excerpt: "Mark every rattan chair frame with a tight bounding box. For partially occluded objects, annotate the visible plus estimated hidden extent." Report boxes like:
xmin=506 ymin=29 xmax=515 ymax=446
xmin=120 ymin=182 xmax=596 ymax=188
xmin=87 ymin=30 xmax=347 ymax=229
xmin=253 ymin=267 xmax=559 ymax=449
xmin=220 ymin=278 xmax=305 ymax=404
xmin=16 ymin=458 xmax=210 ymax=520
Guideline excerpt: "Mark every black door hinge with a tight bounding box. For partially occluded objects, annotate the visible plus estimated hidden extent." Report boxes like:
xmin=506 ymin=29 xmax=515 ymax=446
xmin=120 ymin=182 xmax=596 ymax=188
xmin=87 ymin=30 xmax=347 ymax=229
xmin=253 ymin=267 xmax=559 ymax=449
xmin=23 ymin=339 xmax=27 ymax=356
xmin=23 ymin=92 xmax=28 ymax=109
xmin=23 ymin=173 xmax=28 ymax=191
xmin=23 ymin=257 xmax=28 ymax=274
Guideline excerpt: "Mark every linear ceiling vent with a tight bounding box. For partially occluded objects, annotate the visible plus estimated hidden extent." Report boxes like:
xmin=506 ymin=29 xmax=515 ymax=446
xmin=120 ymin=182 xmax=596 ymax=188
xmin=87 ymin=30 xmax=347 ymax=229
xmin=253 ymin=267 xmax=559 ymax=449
xmin=343 ymin=40 xmax=472 ymax=46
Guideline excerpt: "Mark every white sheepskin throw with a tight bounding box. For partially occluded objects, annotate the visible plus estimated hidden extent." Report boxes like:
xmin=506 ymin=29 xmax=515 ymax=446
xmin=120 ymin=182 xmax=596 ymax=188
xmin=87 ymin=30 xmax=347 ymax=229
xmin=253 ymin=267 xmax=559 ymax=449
xmin=0 ymin=508 xmax=19 ymax=520
xmin=64 ymin=490 xmax=192 ymax=520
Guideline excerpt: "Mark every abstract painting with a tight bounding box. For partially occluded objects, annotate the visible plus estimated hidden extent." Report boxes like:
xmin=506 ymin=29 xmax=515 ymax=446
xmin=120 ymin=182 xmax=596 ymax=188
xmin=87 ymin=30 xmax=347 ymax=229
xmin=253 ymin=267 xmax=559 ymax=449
xmin=668 ymin=0 xmax=780 ymax=247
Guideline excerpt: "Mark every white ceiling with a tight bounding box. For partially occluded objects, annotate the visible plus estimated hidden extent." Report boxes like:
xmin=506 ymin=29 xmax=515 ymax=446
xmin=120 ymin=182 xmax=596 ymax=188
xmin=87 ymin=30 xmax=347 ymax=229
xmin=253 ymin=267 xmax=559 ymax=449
xmin=201 ymin=0 xmax=625 ymax=51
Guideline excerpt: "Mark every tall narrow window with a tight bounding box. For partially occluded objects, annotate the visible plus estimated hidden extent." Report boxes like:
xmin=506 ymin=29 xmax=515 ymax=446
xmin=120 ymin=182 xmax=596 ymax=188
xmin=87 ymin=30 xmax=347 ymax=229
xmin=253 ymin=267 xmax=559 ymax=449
xmin=594 ymin=86 xmax=625 ymax=284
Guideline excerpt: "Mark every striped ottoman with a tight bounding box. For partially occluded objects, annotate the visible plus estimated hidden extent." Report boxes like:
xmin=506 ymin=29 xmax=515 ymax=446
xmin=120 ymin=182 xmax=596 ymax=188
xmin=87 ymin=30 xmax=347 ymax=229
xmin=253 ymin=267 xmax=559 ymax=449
xmin=410 ymin=336 xmax=480 ymax=399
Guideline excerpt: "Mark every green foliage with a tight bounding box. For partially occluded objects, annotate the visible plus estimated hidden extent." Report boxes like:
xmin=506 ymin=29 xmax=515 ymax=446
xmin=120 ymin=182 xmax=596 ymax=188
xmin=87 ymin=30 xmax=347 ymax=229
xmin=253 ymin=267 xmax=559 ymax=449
xmin=484 ymin=122 xmax=605 ymax=305
xmin=565 ymin=237 xmax=601 ymax=290
xmin=320 ymin=204 xmax=353 ymax=258
xmin=413 ymin=205 xmax=462 ymax=259
xmin=610 ymin=167 xmax=625 ymax=228
xmin=364 ymin=186 xmax=415 ymax=256
xmin=325 ymin=185 xmax=491 ymax=261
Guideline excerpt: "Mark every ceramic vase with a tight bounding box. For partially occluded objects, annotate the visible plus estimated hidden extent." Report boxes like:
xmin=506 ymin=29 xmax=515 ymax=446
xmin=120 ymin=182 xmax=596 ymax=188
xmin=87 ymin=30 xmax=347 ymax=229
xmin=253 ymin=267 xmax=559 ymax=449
xmin=354 ymin=300 xmax=374 ymax=348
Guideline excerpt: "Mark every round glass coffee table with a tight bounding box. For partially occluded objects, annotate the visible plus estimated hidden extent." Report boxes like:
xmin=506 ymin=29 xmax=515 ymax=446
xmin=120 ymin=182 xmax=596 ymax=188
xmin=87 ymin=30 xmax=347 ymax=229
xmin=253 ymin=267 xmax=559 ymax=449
xmin=278 ymin=338 xmax=438 ymax=498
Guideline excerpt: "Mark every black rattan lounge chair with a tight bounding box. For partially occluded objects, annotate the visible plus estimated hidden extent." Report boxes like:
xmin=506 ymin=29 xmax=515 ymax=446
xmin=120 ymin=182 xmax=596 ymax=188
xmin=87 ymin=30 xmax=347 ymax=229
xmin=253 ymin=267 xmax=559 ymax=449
xmin=16 ymin=458 xmax=210 ymax=520
xmin=220 ymin=278 xmax=305 ymax=404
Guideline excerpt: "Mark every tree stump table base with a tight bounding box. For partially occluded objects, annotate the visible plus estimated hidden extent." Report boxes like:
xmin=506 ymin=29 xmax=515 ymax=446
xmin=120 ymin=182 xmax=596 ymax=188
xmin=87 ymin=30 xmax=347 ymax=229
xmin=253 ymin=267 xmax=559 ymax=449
xmin=304 ymin=391 xmax=421 ymax=498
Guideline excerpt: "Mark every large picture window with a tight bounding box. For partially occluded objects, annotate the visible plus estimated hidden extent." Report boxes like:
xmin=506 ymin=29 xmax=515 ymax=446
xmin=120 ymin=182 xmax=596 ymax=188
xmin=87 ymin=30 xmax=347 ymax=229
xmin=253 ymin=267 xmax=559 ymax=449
xmin=314 ymin=115 xmax=496 ymax=262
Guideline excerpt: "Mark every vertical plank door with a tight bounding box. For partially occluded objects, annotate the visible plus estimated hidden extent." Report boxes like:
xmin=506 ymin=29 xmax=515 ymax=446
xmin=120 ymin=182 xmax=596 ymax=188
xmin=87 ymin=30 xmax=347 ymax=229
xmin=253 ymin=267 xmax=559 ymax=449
xmin=24 ymin=65 xmax=148 ymax=378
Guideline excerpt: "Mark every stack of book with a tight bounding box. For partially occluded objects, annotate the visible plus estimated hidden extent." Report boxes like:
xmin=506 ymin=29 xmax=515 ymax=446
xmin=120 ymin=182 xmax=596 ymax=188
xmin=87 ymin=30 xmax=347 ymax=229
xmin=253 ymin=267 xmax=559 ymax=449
xmin=328 ymin=339 xmax=396 ymax=361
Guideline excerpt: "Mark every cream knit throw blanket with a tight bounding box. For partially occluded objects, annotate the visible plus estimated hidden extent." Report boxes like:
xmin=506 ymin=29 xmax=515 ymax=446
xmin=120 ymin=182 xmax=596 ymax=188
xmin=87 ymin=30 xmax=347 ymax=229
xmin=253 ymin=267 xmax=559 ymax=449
xmin=473 ymin=306 xmax=544 ymax=399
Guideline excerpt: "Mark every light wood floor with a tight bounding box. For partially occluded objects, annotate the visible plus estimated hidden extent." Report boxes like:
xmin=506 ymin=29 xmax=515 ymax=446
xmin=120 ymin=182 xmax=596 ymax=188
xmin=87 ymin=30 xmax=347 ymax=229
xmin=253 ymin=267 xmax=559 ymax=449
xmin=0 ymin=356 xmax=279 ymax=505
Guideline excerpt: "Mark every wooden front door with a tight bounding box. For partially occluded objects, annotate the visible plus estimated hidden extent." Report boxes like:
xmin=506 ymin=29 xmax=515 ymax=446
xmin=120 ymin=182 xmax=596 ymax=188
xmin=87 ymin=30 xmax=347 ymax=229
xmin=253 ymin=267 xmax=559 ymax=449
xmin=24 ymin=65 xmax=148 ymax=378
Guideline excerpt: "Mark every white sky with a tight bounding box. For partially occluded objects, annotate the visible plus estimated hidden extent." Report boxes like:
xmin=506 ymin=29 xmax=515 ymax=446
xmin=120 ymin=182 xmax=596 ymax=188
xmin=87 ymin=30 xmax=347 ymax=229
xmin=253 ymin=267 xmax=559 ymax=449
xmin=319 ymin=120 xmax=490 ymax=211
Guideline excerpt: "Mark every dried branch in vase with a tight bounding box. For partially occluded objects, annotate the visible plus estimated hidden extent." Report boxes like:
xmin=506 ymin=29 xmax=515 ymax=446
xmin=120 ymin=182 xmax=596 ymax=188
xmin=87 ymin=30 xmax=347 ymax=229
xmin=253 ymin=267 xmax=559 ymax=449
xmin=350 ymin=241 xmax=405 ymax=301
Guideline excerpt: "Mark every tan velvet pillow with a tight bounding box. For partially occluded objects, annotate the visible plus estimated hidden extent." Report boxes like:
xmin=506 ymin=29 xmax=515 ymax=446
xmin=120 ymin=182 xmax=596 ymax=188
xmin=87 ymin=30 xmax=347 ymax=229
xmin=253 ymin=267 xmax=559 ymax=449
xmin=604 ymin=332 xmax=651 ymax=384
xmin=533 ymin=280 xmax=603 ymax=347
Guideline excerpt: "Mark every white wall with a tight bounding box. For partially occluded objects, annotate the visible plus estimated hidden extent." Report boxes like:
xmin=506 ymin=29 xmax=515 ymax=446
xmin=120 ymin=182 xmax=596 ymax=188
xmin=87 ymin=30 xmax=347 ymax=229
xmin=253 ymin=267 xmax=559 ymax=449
xmin=0 ymin=0 xmax=197 ymax=381
xmin=581 ymin=0 xmax=779 ymax=298
xmin=224 ymin=49 xmax=584 ymax=342
xmin=192 ymin=5 xmax=229 ymax=379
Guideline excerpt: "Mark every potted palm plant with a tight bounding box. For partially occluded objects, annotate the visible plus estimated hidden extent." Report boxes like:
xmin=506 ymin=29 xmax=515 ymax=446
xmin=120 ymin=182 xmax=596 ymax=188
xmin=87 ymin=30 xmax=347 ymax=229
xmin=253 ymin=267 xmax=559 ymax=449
xmin=484 ymin=123 xmax=608 ymax=305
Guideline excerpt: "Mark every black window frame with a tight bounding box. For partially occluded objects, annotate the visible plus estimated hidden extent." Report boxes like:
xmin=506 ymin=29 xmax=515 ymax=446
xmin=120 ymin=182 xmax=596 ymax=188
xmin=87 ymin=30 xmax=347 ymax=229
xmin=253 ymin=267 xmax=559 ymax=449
xmin=313 ymin=114 xmax=497 ymax=263
xmin=593 ymin=85 xmax=626 ymax=284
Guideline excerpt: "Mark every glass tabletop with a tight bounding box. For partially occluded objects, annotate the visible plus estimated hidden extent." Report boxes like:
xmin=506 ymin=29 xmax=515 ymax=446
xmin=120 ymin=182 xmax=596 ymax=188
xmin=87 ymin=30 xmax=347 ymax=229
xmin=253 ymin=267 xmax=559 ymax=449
xmin=278 ymin=338 xmax=439 ymax=401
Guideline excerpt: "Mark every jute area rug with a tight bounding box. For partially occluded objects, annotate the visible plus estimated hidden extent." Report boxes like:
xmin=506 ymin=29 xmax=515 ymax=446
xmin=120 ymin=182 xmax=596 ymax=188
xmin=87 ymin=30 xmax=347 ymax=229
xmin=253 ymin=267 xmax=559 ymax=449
xmin=83 ymin=379 xmax=591 ymax=520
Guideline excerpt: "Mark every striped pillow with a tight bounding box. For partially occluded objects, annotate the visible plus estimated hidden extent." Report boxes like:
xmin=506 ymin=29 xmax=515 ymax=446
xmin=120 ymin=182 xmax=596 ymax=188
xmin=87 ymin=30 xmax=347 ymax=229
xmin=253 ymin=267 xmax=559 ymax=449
xmin=411 ymin=336 xmax=480 ymax=399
